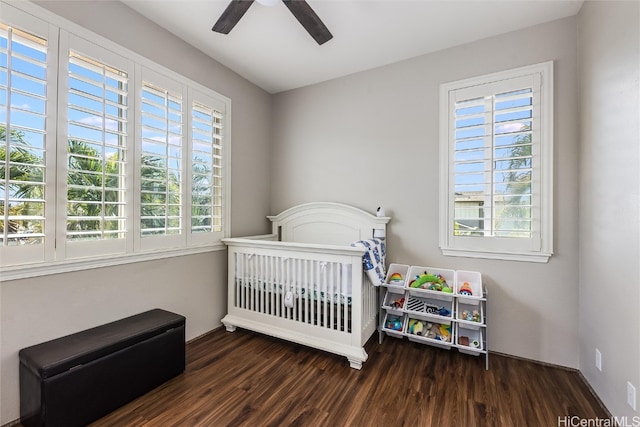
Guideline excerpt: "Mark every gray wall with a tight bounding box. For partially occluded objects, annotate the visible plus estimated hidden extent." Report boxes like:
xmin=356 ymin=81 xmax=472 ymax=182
xmin=578 ymin=1 xmax=640 ymax=418
xmin=272 ymin=17 xmax=580 ymax=368
xmin=0 ymin=1 xmax=272 ymax=424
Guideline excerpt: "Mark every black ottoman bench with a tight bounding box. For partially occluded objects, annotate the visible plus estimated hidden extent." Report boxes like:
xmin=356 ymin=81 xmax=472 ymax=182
xmin=19 ymin=308 xmax=186 ymax=427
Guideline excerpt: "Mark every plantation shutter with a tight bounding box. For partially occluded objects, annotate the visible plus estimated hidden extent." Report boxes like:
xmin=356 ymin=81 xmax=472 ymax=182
xmin=189 ymin=89 xmax=225 ymax=244
xmin=66 ymin=52 xmax=128 ymax=238
xmin=139 ymin=68 xmax=185 ymax=250
xmin=1 ymin=3 xmax=231 ymax=273
xmin=440 ymin=62 xmax=553 ymax=262
xmin=62 ymin=33 xmax=132 ymax=259
xmin=452 ymin=75 xmax=537 ymax=239
xmin=0 ymin=10 xmax=56 ymax=266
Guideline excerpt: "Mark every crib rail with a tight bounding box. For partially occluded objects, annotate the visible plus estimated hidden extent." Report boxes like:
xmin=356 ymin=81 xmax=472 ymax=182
xmin=222 ymin=239 xmax=378 ymax=359
xmin=234 ymin=252 xmax=359 ymax=332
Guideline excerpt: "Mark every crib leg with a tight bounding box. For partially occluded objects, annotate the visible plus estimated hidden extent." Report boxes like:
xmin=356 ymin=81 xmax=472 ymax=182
xmin=223 ymin=322 xmax=236 ymax=332
xmin=347 ymin=358 xmax=363 ymax=370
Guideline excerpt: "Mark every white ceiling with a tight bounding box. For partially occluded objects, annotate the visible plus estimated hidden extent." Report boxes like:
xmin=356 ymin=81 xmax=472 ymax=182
xmin=120 ymin=0 xmax=583 ymax=94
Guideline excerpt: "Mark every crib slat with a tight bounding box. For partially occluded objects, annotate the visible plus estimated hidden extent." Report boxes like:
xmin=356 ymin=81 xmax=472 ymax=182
xmin=307 ymin=260 xmax=312 ymax=325
xmin=245 ymin=253 xmax=250 ymax=310
xmin=253 ymin=254 xmax=259 ymax=311
xmin=295 ymin=259 xmax=299 ymax=321
xmin=269 ymin=255 xmax=275 ymax=315
xmin=276 ymin=257 xmax=282 ymax=318
xmin=298 ymin=260 xmax=302 ymax=322
xmin=240 ymin=252 xmax=245 ymax=309
xmin=250 ymin=253 xmax=255 ymax=310
xmin=233 ymin=252 xmax=238 ymax=308
xmin=235 ymin=253 xmax=240 ymax=308
xmin=257 ymin=254 xmax=262 ymax=313
xmin=313 ymin=261 xmax=318 ymax=326
xmin=328 ymin=264 xmax=333 ymax=329
xmin=343 ymin=263 xmax=349 ymax=332
xmin=301 ymin=260 xmax=306 ymax=324
xmin=332 ymin=263 xmax=336 ymax=330
xmin=249 ymin=254 xmax=255 ymax=311
xmin=323 ymin=263 xmax=328 ymax=330
xmin=289 ymin=258 xmax=293 ymax=320
xmin=334 ymin=262 xmax=339 ymax=331
xmin=285 ymin=257 xmax=290 ymax=319
xmin=264 ymin=255 xmax=269 ymax=315
xmin=269 ymin=256 xmax=274 ymax=315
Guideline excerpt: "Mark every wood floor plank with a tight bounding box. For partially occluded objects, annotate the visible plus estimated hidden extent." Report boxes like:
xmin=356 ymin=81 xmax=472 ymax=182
xmin=17 ymin=327 xmax=607 ymax=427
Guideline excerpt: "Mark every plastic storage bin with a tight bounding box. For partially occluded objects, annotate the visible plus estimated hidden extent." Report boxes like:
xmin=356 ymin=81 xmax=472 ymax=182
xmin=404 ymin=294 xmax=454 ymax=322
xmin=405 ymin=266 xmax=455 ymax=302
xmin=384 ymin=263 xmax=409 ymax=288
xmin=381 ymin=289 xmax=406 ymax=316
xmin=455 ymin=270 xmax=483 ymax=301
xmin=456 ymin=324 xmax=483 ymax=356
xmin=406 ymin=319 xmax=454 ymax=350
xmin=456 ymin=299 xmax=484 ymax=330
xmin=381 ymin=312 xmax=406 ymax=339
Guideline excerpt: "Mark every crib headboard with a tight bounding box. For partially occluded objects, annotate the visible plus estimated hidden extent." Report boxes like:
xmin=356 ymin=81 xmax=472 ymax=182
xmin=267 ymin=202 xmax=390 ymax=246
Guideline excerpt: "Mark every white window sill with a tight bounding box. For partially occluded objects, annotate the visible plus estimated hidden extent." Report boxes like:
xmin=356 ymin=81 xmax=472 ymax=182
xmin=441 ymin=247 xmax=552 ymax=263
xmin=0 ymin=243 xmax=227 ymax=282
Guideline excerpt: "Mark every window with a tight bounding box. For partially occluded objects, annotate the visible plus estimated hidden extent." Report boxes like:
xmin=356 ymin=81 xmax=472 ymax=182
xmin=139 ymin=78 xmax=183 ymax=238
xmin=0 ymin=2 xmax=230 ymax=278
xmin=189 ymin=89 xmax=226 ymax=245
xmin=136 ymin=70 xmax=228 ymax=250
xmin=0 ymin=9 xmax=57 ymax=267
xmin=62 ymin=35 xmax=134 ymax=260
xmin=439 ymin=62 xmax=553 ymax=262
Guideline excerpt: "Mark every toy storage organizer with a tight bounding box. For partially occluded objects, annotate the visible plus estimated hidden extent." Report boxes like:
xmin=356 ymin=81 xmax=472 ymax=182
xmin=379 ymin=264 xmax=488 ymax=370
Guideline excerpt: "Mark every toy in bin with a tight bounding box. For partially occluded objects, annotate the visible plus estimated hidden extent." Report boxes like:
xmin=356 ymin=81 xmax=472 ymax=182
xmin=408 ymin=320 xmax=451 ymax=342
xmin=458 ymin=282 xmax=473 ymax=296
xmin=461 ymin=309 xmax=480 ymax=322
xmin=425 ymin=304 xmax=451 ymax=317
xmin=459 ymin=335 xmax=480 ymax=348
xmin=424 ymin=322 xmax=451 ymax=341
xmin=408 ymin=319 xmax=424 ymax=335
xmin=385 ymin=316 xmax=403 ymax=331
xmin=388 ymin=272 xmax=404 ymax=285
xmin=390 ymin=297 xmax=405 ymax=309
xmin=409 ymin=272 xmax=452 ymax=293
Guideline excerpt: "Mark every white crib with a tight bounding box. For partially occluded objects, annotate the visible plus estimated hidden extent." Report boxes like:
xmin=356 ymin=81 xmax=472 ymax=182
xmin=221 ymin=202 xmax=390 ymax=369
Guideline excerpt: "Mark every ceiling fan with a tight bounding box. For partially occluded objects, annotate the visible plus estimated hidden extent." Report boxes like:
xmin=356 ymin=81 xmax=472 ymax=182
xmin=212 ymin=0 xmax=333 ymax=45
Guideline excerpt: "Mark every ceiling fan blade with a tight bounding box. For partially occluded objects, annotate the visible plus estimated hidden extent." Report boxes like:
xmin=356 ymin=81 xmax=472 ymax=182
xmin=282 ymin=0 xmax=333 ymax=45
xmin=212 ymin=0 xmax=255 ymax=34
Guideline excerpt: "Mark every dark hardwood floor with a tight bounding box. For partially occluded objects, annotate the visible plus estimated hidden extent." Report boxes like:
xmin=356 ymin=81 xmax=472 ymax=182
xmin=83 ymin=328 xmax=607 ymax=427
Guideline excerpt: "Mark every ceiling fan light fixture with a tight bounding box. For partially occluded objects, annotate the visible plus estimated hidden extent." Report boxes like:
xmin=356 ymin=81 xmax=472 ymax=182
xmin=256 ymin=0 xmax=280 ymax=6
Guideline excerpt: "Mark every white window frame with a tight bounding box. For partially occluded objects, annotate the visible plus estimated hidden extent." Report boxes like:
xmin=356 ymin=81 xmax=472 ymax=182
xmin=439 ymin=61 xmax=553 ymax=263
xmin=0 ymin=1 xmax=231 ymax=281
